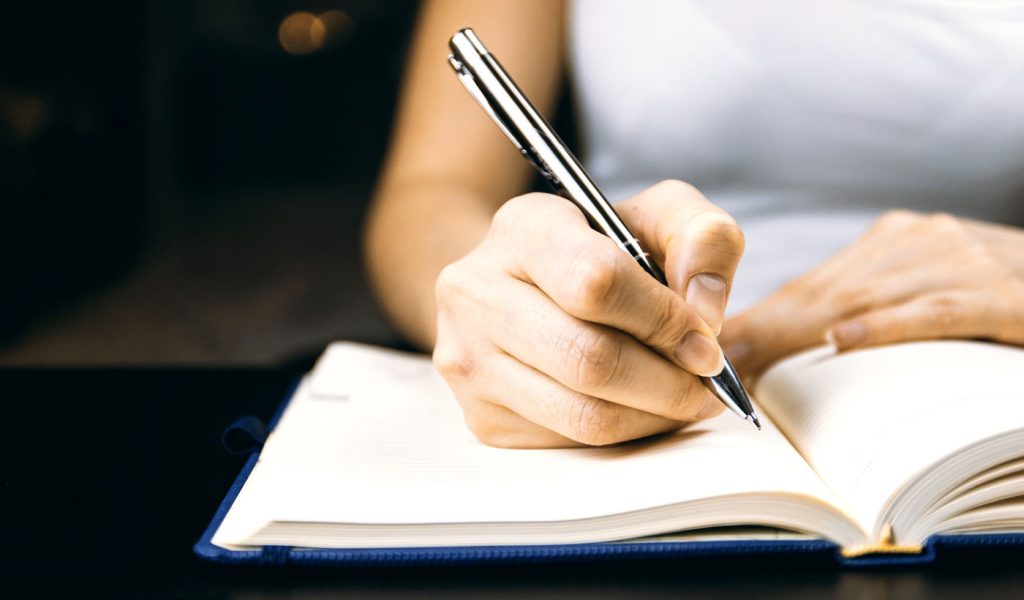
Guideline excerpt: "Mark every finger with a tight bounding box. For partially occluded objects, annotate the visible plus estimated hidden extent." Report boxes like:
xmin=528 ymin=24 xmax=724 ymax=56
xmin=694 ymin=397 xmax=727 ymax=420
xmin=617 ymin=180 xmax=745 ymax=333
xmin=478 ymin=350 xmax=685 ymax=446
xmin=433 ymin=325 xmax=580 ymax=448
xmin=827 ymin=288 xmax=1024 ymax=351
xmin=502 ymin=199 xmax=722 ymax=375
xmin=462 ymin=399 xmax=581 ymax=449
xmin=489 ymin=276 xmax=719 ymax=420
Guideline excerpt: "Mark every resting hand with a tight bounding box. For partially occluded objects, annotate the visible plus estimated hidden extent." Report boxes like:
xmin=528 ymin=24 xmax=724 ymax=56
xmin=720 ymin=210 xmax=1024 ymax=378
xmin=434 ymin=180 xmax=745 ymax=447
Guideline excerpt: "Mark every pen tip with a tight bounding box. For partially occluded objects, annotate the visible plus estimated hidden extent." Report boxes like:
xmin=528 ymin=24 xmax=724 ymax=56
xmin=746 ymin=413 xmax=762 ymax=431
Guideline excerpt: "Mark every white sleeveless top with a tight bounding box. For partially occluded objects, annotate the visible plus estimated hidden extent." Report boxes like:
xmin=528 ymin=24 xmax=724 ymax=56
xmin=570 ymin=0 xmax=1024 ymax=312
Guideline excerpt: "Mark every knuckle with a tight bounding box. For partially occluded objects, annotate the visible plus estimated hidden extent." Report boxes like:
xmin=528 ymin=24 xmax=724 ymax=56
xmin=653 ymin=178 xmax=700 ymax=198
xmin=568 ymin=252 xmax=618 ymax=314
xmin=497 ymin=193 xmax=542 ymax=219
xmin=917 ymin=213 xmax=989 ymax=260
xmin=432 ymin=343 xmax=477 ymax=381
xmin=492 ymin=194 xmax=536 ymax=236
xmin=928 ymin=295 xmax=967 ymax=330
xmin=645 ymin=297 xmax=690 ymax=351
xmin=436 ymin=259 xmax=491 ymax=307
xmin=567 ymin=396 xmax=622 ymax=446
xmin=923 ymin=212 xmax=975 ymax=246
xmin=688 ymin=211 xmax=746 ymax=255
xmin=561 ymin=327 xmax=623 ymax=389
xmin=435 ymin=262 xmax=468 ymax=299
xmin=959 ymin=242 xmax=999 ymax=270
xmin=777 ymin=273 xmax=821 ymax=307
xmin=925 ymin=211 xmax=963 ymax=233
xmin=492 ymin=193 xmax=576 ymax=238
xmin=875 ymin=209 xmax=918 ymax=230
xmin=828 ymin=285 xmax=873 ymax=315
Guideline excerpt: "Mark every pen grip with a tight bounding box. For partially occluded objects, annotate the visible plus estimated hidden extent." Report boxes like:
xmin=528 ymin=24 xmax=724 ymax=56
xmin=546 ymin=181 xmax=668 ymax=286
xmin=618 ymin=238 xmax=668 ymax=286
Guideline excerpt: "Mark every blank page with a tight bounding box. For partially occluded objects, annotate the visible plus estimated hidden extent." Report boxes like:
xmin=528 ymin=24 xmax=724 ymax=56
xmin=213 ymin=343 xmax=843 ymax=548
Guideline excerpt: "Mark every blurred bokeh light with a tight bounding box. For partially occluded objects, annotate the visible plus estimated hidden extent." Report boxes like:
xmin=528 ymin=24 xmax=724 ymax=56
xmin=278 ymin=11 xmax=326 ymax=55
xmin=278 ymin=9 xmax=354 ymax=55
xmin=0 ymin=0 xmax=419 ymax=364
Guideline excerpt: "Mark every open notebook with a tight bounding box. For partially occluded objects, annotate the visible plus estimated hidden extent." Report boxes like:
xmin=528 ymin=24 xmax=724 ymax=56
xmin=200 ymin=340 xmax=1024 ymax=565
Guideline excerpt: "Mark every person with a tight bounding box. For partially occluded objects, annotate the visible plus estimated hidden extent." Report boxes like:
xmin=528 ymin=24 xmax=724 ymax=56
xmin=364 ymin=0 xmax=1024 ymax=448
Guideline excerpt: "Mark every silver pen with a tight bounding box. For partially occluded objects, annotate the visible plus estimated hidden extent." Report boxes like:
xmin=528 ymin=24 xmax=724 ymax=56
xmin=448 ymin=28 xmax=761 ymax=430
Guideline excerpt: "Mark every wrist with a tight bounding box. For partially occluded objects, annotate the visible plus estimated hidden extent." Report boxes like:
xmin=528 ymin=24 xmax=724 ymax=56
xmin=365 ymin=179 xmax=497 ymax=349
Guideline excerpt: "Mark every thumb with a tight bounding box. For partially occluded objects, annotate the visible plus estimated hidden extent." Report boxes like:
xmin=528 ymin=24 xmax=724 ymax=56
xmin=617 ymin=180 xmax=745 ymax=334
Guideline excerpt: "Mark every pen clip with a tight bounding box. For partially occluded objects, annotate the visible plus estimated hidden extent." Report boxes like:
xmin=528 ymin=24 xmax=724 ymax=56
xmin=448 ymin=54 xmax=526 ymax=153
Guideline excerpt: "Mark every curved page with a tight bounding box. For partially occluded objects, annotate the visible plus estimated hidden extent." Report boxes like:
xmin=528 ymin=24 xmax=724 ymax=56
xmin=755 ymin=341 xmax=1024 ymax=543
xmin=213 ymin=342 xmax=860 ymax=549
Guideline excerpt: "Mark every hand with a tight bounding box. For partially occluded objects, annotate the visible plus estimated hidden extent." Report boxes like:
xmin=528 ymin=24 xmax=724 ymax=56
xmin=433 ymin=180 xmax=745 ymax=447
xmin=720 ymin=210 xmax=1024 ymax=378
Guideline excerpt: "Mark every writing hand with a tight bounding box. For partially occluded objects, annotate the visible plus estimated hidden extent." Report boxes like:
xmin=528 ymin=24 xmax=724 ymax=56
xmin=434 ymin=180 xmax=745 ymax=447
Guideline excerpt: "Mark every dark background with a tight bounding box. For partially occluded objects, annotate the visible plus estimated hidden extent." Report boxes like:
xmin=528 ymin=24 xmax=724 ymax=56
xmin=1 ymin=0 xmax=430 ymax=366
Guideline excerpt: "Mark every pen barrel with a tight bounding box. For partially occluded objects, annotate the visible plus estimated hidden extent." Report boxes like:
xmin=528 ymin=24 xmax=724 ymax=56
xmin=703 ymin=357 xmax=755 ymax=418
xmin=449 ymin=27 xmax=759 ymax=428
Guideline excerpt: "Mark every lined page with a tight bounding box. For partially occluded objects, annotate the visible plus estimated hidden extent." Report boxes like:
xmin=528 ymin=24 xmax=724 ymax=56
xmin=213 ymin=343 xmax=843 ymax=547
xmin=755 ymin=341 xmax=1024 ymax=537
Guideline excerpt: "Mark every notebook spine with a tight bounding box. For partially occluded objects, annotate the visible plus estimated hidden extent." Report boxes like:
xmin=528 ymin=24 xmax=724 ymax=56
xmin=839 ymin=524 xmax=923 ymax=560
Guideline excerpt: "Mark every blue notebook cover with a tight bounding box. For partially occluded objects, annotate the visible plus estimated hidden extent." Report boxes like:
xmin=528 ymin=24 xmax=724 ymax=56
xmin=194 ymin=379 xmax=1024 ymax=568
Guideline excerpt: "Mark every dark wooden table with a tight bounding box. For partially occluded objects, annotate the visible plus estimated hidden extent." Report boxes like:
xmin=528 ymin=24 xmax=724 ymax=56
xmin=4 ymin=368 xmax=1022 ymax=599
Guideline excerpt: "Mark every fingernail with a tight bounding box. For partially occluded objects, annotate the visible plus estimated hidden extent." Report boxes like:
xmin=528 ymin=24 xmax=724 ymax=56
xmin=676 ymin=331 xmax=725 ymax=376
xmin=829 ymin=322 xmax=868 ymax=349
xmin=686 ymin=274 xmax=728 ymax=334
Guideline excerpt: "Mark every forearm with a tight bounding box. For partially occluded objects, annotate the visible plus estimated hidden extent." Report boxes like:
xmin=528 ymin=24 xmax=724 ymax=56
xmin=361 ymin=1 xmax=563 ymax=349
xmin=364 ymin=178 xmax=496 ymax=349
